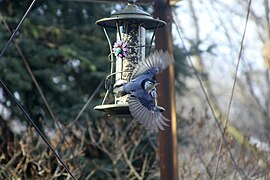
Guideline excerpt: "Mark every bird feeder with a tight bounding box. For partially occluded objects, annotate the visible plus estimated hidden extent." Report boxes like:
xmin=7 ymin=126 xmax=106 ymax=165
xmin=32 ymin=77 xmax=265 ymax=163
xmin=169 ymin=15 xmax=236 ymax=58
xmin=94 ymin=1 xmax=166 ymax=115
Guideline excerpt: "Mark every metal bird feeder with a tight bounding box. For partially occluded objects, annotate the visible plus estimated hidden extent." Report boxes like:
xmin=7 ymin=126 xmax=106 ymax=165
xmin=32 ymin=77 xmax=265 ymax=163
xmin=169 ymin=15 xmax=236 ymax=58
xmin=94 ymin=1 xmax=166 ymax=115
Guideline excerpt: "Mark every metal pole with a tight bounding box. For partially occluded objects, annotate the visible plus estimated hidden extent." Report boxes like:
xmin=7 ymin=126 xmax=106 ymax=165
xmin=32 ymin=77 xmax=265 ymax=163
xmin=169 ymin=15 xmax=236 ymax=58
xmin=154 ymin=0 xmax=179 ymax=179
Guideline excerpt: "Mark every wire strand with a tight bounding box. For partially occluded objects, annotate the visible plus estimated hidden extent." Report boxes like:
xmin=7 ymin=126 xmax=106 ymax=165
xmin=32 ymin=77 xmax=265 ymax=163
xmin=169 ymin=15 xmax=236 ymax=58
xmin=0 ymin=10 xmax=60 ymax=135
xmin=67 ymin=79 xmax=104 ymax=129
xmin=0 ymin=13 xmax=85 ymax=174
xmin=213 ymin=0 xmax=252 ymax=178
xmin=172 ymin=9 xmax=245 ymax=179
xmin=0 ymin=79 xmax=76 ymax=180
xmin=0 ymin=0 xmax=37 ymax=59
xmin=0 ymin=1 xmax=76 ymax=178
xmin=102 ymin=27 xmax=114 ymax=105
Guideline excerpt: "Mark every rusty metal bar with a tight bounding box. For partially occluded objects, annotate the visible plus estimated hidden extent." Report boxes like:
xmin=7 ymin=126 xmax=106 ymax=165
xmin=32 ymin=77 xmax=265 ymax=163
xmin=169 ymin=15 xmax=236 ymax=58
xmin=154 ymin=0 xmax=179 ymax=179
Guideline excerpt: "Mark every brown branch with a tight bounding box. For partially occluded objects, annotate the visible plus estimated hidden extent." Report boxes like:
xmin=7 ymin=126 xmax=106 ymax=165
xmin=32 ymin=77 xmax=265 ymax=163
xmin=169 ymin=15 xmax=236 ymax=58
xmin=121 ymin=146 xmax=142 ymax=180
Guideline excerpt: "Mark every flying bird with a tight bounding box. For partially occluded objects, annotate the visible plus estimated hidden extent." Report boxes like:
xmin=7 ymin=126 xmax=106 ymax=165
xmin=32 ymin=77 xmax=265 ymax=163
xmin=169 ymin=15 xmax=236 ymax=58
xmin=114 ymin=50 xmax=174 ymax=132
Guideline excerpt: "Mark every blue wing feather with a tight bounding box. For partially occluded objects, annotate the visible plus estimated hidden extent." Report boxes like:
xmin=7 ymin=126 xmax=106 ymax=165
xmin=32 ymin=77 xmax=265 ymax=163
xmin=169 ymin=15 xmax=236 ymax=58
xmin=114 ymin=50 xmax=174 ymax=132
xmin=131 ymin=50 xmax=174 ymax=79
xmin=128 ymin=90 xmax=170 ymax=132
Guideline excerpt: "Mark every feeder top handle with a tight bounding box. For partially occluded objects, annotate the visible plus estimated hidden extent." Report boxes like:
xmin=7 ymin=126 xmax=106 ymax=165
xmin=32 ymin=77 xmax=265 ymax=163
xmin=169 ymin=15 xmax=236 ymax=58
xmin=96 ymin=1 xmax=166 ymax=29
xmin=127 ymin=0 xmax=137 ymax=4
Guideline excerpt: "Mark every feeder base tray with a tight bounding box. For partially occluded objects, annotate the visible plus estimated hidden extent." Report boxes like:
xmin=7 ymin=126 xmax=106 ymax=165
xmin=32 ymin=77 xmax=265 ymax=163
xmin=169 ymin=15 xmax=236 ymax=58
xmin=94 ymin=103 xmax=165 ymax=116
xmin=94 ymin=104 xmax=131 ymax=116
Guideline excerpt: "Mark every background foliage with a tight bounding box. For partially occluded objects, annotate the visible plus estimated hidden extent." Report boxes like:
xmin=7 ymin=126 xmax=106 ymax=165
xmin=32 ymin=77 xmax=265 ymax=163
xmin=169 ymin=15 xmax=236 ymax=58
xmin=0 ymin=0 xmax=188 ymax=179
xmin=2 ymin=0 xmax=269 ymax=179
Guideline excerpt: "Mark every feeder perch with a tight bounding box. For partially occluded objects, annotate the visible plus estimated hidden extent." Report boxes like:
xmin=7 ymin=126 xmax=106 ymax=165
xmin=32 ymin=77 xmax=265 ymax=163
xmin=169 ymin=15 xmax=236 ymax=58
xmin=94 ymin=1 xmax=166 ymax=115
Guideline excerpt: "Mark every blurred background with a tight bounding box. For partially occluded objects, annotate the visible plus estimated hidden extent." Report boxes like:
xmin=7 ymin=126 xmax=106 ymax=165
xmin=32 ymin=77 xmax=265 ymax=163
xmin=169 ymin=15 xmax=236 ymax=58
xmin=0 ymin=0 xmax=269 ymax=179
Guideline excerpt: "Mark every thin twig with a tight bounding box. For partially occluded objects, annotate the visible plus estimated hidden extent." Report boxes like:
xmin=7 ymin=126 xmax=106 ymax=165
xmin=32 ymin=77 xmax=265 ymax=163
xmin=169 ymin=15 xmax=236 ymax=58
xmin=121 ymin=146 xmax=142 ymax=180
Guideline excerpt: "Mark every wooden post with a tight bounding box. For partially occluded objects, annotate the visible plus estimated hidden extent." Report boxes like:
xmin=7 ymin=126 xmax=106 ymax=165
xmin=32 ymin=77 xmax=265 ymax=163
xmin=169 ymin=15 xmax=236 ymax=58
xmin=154 ymin=0 xmax=179 ymax=179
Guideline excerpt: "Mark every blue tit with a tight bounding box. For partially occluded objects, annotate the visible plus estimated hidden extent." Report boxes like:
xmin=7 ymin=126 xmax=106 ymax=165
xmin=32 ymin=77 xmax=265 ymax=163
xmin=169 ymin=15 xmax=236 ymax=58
xmin=113 ymin=50 xmax=174 ymax=132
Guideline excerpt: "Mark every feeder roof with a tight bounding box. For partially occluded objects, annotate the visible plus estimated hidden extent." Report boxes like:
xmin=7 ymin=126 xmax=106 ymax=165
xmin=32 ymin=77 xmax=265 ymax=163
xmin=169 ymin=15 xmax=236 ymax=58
xmin=96 ymin=3 xmax=166 ymax=29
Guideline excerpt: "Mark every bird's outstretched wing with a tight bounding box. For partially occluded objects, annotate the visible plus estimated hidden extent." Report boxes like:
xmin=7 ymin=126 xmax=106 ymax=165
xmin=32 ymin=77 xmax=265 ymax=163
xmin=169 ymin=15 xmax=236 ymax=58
xmin=128 ymin=94 xmax=170 ymax=132
xmin=131 ymin=50 xmax=174 ymax=79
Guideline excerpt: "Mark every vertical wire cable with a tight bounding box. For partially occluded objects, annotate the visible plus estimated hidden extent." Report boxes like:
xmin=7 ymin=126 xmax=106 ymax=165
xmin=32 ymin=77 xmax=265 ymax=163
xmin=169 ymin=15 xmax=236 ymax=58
xmin=213 ymin=0 xmax=252 ymax=178
xmin=172 ymin=10 xmax=245 ymax=179
xmin=148 ymin=23 xmax=159 ymax=55
xmin=102 ymin=27 xmax=114 ymax=105
xmin=116 ymin=21 xmax=124 ymax=81
xmin=116 ymin=21 xmax=122 ymax=41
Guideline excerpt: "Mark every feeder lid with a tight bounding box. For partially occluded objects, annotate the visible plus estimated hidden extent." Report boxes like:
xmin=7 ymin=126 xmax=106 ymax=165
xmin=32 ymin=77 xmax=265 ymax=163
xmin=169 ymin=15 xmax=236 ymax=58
xmin=96 ymin=3 xmax=166 ymax=29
